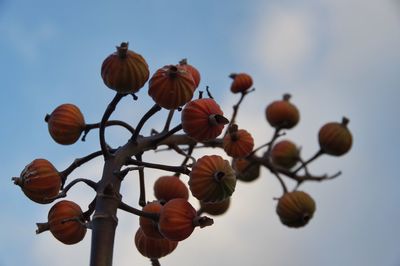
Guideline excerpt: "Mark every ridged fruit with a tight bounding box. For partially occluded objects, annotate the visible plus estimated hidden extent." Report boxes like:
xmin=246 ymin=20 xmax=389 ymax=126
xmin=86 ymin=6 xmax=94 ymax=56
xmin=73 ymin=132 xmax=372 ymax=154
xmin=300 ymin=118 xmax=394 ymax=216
xmin=158 ymin=199 xmax=197 ymax=241
xmin=154 ymin=176 xmax=189 ymax=202
xmin=318 ymin=117 xmax=352 ymax=156
xmin=139 ymin=201 xmax=163 ymax=239
xmin=266 ymin=94 xmax=300 ymax=129
xmin=276 ymin=191 xmax=316 ymax=228
xmin=101 ymin=42 xmax=149 ymax=94
xmin=223 ymin=125 xmax=254 ymax=158
xmin=12 ymin=159 xmax=61 ymax=204
xmin=135 ymin=228 xmax=178 ymax=259
xmin=179 ymin=58 xmax=200 ymax=89
xmin=47 ymin=200 xmax=87 ymax=244
xmin=232 ymin=158 xmax=260 ymax=182
xmin=189 ymin=155 xmax=236 ymax=203
xmin=200 ymin=197 xmax=231 ymax=216
xmin=271 ymin=140 xmax=299 ymax=169
xmin=46 ymin=103 xmax=85 ymax=145
xmin=181 ymin=98 xmax=229 ymax=141
xmin=229 ymin=73 xmax=253 ymax=93
xmin=148 ymin=64 xmax=195 ymax=109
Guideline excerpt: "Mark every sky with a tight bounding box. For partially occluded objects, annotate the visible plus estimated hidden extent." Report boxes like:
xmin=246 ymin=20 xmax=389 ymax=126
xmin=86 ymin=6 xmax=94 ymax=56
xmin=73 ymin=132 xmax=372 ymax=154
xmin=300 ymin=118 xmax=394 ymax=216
xmin=1 ymin=0 xmax=400 ymax=265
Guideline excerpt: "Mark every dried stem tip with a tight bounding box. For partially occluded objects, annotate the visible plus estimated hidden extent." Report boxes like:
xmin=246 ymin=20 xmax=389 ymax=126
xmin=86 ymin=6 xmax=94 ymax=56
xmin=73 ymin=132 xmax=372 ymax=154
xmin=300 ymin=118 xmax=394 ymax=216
xmin=283 ymin=93 xmax=292 ymax=101
xmin=11 ymin=177 xmax=23 ymax=187
xmin=117 ymin=42 xmax=129 ymax=59
xmin=36 ymin=222 xmax=50 ymax=234
xmin=209 ymin=114 xmax=229 ymax=126
xmin=193 ymin=216 xmax=214 ymax=228
xmin=342 ymin=116 xmax=350 ymax=126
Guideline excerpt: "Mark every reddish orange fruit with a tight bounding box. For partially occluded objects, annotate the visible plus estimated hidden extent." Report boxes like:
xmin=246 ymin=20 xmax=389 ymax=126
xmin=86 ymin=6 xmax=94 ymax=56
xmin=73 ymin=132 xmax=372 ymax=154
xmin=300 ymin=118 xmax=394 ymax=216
xmin=189 ymin=155 xmax=236 ymax=203
xmin=271 ymin=140 xmax=299 ymax=169
xmin=12 ymin=159 xmax=61 ymax=204
xmin=179 ymin=58 xmax=201 ymax=89
xmin=181 ymin=98 xmax=228 ymax=141
xmin=229 ymin=73 xmax=253 ymax=93
xmin=154 ymin=176 xmax=189 ymax=202
xmin=223 ymin=125 xmax=254 ymax=158
xmin=101 ymin=42 xmax=149 ymax=94
xmin=135 ymin=228 xmax=178 ymax=259
xmin=148 ymin=64 xmax=195 ymax=109
xmin=139 ymin=201 xmax=163 ymax=239
xmin=200 ymin=197 xmax=231 ymax=216
xmin=318 ymin=117 xmax=352 ymax=156
xmin=47 ymin=200 xmax=87 ymax=244
xmin=232 ymin=158 xmax=260 ymax=182
xmin=266 ymin=94 xmax=300 ymax=129
xmin=158 ymin=199 xmax=197 ymax=241
xmin=46 ymin=103 xmax=85 ymax=145
xmin=276 ymin=191 xmax=316 ymax=228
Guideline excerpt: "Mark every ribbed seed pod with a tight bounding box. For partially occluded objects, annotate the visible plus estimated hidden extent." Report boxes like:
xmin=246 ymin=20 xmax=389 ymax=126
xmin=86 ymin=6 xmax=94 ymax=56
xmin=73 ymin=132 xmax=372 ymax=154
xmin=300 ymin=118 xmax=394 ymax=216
xmin=229 ymin=73 xmax=253 ymax=93
xmin=189 ymin=155 xmax=236 ymax=203
xmin=12 ymin=158 xmax=61 ymax=204
xmin=223 ymin=125 xmax=254 ymax=158
xmin=276 ymin=191 xmax=316 ymax=228
xmin=266 ymin=94 xmax=300 ymax=129
xmin=200 ymin=197 xmax=231 ymax=216
xmin=148 ymin=65 xmax=195 ymax=109
xmin=179 ymin=58 xmax=201 ymax=89
xmin=318 ymin=117 xmax=352 ymax=156
xmin=181 ymin=98 xmax=229 ymax=141
xmin=101 ymin=42 xmax=149 ymax=94
xmin=271 ymin=140 xmax=299 ymax=169
xmin=232 ymin=158 xmax=260 ymax=182
xmin=158 ymin=199 xmax=197 ymax=241
xmin=154 ymin=176 xmax=189 ymax=202
xmin=139 ymin=201 xmax=163 ymax=239
xmin=47 ymin=200 xmax=87 ymax=244
xmin=46 ymin=103 xmax=85 ymax=145
xmin=135 ymin=228 xmax=178 ymax=259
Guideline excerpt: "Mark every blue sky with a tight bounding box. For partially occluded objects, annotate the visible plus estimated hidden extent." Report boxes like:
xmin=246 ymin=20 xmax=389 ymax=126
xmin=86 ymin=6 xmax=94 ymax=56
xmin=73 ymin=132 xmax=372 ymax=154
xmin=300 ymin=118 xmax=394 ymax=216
xmin=1 ymin=0 xmax=400 ymax=265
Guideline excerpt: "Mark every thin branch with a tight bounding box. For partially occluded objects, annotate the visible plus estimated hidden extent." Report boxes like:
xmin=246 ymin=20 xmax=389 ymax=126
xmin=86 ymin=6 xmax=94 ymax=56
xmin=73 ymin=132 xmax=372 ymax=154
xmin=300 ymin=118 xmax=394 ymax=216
xmin=248 ymin=132 xmax=286 ymax=156
xmin=100 ymin=93 xmax=125 ymax=159
xmin=293 ymin=149 xmax=324 ymax=174
xmin=163 ymin=110 xmax=175 ymax=132
xmin=131 ymin=104 xmax=162 ymax=142
xmin=174 ymin=144 xmax=196 ymax=177
xmin=125 ymin=158 xmax=191 ymax=175
xmin=118 ymin=201 xmax=160 ymax=221
xmin=152 ymin=124 xmax=183 ymax=145
xmin=225 ymin=88 xmax=255 ymax=136
xmin=60 ymin=150 xmax=104 ymax=184
xmin=82 ymin=120 xmax=135 ymax=141
xmin=150 ymin=259 xmax=161 ymax=266
xmin=136 ymin=154 xmax=147 ymax=207
xmin=264 ymin=127 xmax=282 ymax=158
xmin=47 ymin=178 xmax=98 ymax=201
xmin=82 ymin=198 xmax=97 ymax=222
xmin=271 ymin=170 xmax=288 ymax=195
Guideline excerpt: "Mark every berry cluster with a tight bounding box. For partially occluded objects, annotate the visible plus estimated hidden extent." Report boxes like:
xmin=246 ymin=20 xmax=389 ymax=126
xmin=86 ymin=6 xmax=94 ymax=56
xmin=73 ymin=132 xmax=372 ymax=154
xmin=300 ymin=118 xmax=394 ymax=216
xmin=12 ymin=42 xmax=352 ymax=266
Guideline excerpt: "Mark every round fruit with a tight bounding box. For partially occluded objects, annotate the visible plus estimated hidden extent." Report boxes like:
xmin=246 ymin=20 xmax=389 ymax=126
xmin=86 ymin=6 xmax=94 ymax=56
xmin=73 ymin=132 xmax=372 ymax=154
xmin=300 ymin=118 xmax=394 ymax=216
xmin=47 ymin=200 xmax=87 ymax=244
xmin=232 ymin=158 xmax=260 ymax=182
xmin=12 ymin=159 xmax=61 ymax=204
xmin=223 ymin=125 xmax=254 ymax=158
xmin=158 ymin=199 xmax=197 ymax=241
xmin=46 ymin=103 xmax=85 ymax=145
xmin=189 ymin=155 xmax=236 ymax=203
xmin=318 ymin=117 xmax=353 ymax=156
xmin=101 ymin=42 xmax=150 ymax=94
xmin=181 ymin=98 xmax=229 ymax=141
xmin=266 ymin=94 xmax=300 ymax=129
xmin=139 ymin=201 xmax=163 ymax=239
xmin=179 ymin=58 xmax=201 ymax=89
xmin=229 ymin=73 xmax=253 ymax=93
xmin=271 ymin=140 xmax=299 ymax=169
xmin=200 ymin=197 xmax=231 ymax=216
xmin=276 ymin=191 xmax=316 ymax=228
xmin=135 ymin=228 xmax=178 ymax=259
xmin=148 ymin=64 xmax=195 ymax=109
xmin=154 ymin=176 xmax=189 ymax=202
